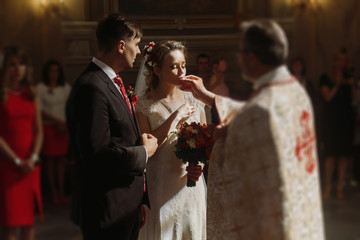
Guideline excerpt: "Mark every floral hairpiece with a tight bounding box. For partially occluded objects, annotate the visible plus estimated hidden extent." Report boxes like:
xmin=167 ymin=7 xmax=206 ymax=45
xmin=143 ymin=41 xmax=157 ymax=68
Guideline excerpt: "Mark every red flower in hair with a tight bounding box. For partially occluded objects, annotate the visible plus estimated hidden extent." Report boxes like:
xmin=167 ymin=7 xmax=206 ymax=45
xmin=143 ymin=41 xmax=157 ymax=68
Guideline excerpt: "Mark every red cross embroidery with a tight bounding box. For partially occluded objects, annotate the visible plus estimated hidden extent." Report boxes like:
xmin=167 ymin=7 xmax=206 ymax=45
xmin=295 ymin=110 xmax=316 ymax=174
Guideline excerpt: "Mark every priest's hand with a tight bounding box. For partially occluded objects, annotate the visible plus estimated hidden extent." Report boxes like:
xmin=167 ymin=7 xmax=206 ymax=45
xmin=180 ymin=75 xmax=215 ymax=107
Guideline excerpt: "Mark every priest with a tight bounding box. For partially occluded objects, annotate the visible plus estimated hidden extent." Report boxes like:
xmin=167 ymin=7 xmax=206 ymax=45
xmin=182 ymin=19 xmax=325 ymax=240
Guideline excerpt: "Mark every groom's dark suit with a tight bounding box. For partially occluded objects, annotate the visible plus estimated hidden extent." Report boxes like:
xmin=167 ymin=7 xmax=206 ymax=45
xmin=66 ymin=62 xmax=148 ymax=239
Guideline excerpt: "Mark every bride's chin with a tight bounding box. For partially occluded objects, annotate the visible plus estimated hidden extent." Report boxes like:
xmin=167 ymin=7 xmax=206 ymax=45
xmin=175 ymin=78 xmax=185 ymax=86
xmin=175 ymin=82 xmax=183 ymax=88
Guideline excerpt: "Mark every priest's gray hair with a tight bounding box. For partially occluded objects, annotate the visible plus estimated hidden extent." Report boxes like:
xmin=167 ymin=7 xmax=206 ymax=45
xmin=240 ymin=19 xmax=288 ymax=67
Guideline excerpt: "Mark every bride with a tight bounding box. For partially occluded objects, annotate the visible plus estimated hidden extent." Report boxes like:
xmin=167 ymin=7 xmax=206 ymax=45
xmin=135 ymin=41 xmax=207 ymax=240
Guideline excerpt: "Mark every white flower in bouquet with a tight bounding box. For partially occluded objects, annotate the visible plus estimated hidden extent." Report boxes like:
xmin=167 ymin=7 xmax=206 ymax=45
xmin=187 ymin=138 xmax=197 ymax=149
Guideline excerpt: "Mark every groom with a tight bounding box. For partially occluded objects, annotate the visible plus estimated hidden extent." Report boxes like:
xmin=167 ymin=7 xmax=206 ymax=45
xmin=183 ymin=19 xmax=325 ymax=239
xmin=66 ymin=14 xmax=158 ymax=240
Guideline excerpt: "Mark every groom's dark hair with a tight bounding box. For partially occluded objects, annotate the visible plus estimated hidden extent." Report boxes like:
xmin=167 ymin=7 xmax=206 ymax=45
xmin=96 ymin=13 xmax=143 ymax=53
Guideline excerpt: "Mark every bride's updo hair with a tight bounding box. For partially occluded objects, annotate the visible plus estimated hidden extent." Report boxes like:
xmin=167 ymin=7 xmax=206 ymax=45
xmin=143 ymin=40 xmax=186 ymax=93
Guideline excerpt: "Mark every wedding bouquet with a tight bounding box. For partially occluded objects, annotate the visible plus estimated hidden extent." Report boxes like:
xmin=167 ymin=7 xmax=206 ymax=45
xmin=173 ymin=122 xmax=214 ymax=187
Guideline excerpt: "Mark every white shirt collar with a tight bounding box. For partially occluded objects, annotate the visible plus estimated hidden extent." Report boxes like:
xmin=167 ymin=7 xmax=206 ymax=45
xmin=92 ymin=57 xmax=124 ymax=96
xmin=253 ymin=65 xmax=292 ymax=90
xmin=92 ymin=57 xmax=117 ymax=80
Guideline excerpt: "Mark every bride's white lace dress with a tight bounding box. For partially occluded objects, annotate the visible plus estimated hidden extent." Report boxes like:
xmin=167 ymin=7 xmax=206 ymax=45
xmin=137 ymin=91 xmax=206 ymax=240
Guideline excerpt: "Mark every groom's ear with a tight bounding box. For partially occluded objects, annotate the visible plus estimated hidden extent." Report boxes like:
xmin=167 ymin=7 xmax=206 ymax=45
xmin=117 ymin=40 xmax=126 ymax=54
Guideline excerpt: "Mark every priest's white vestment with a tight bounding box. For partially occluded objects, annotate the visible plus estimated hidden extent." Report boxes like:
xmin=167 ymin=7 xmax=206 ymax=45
xmin=207 ymin=65 xmax=325 ymax=240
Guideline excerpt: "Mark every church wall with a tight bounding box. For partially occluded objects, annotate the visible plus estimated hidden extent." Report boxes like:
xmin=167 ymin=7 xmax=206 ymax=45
xmin=272 ymin=0 xmax=360 ymax=86
xmin=1 ymin=0 xmax=359 ymax=95
xmin=0 ymin=0 xmax=86 ymax=84
xmin=0 ymin=1 xmax=44 ymax=83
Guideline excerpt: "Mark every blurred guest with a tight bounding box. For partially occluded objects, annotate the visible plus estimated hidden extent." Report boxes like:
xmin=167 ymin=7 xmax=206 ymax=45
xmin=340 ymin=48 xmax=358 ymax=185
xmin=289 ymin=56 xmax=317 ymax=104
xmin=351 ymin=80 xmax=360 ymax=186
xmin=37 ymin=59 xmax=71 ymax=205
xmin=207 ymin=59 xmax=229 ymax=97
xmin=320 ymin=48 xmax=356 ymax=200
xmin=0 ymin=46 xmax=43 ymax=240
xmin=195 ymin=53 xmax=211 ymax=86
xmin=193 ymin=53 xmax=212 ymax=126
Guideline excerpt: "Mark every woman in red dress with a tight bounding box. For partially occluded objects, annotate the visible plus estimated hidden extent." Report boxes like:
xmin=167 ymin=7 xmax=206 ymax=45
xmin=0 ymin=46 xmax=43 ymax=240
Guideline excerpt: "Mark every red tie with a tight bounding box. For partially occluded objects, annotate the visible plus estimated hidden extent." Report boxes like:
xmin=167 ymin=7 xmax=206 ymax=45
xmin=114 ymin=76 xmax=133 ymax=115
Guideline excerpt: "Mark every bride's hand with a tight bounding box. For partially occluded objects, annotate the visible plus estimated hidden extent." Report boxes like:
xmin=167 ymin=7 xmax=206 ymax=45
xmin=175 ymin=104 xmax=195 ymax=128
xmin=186 ymin=163 xmax=202 ymax=182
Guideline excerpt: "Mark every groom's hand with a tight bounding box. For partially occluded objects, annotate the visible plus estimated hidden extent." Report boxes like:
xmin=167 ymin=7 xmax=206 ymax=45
xmin=180 ymin=75 xmax=215 ymax=107
xmin=142 ymin=133 xmax=158 ymax=158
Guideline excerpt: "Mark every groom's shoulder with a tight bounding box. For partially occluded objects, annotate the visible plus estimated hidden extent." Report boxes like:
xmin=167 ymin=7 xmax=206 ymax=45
xmin=75 ymin=62 xmax=106 ymax=87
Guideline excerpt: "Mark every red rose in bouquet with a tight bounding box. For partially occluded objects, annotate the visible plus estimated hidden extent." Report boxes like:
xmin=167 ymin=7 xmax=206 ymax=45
xmin=173 ymin=122 xmax=214 ymax=187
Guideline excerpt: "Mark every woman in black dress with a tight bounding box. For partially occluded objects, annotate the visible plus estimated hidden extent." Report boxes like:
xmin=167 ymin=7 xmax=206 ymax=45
xmin=320 ymin=49 xmax=356 ymax=200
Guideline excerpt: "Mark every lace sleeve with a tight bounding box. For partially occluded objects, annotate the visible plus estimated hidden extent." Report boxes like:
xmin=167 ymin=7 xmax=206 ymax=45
xmin=184 ymin=92 xmax=207 ymax=124
xmin=185 ymin=92 xmax=205 ymax=111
